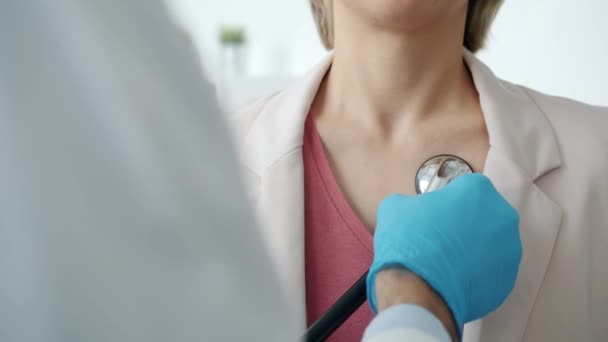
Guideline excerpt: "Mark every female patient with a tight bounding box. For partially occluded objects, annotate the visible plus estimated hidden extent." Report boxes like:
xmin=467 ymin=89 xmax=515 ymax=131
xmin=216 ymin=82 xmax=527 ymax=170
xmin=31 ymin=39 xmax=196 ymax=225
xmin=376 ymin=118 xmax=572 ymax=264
xmin=233 ymin=0 xmax=608 ymax=340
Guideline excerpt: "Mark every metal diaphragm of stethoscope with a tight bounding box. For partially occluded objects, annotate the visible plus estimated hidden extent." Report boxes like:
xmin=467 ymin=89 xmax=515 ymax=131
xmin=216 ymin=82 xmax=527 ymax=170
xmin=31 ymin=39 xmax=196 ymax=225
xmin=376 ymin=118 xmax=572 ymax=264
xmin=415 ymin=154 xmax=474 ymax=194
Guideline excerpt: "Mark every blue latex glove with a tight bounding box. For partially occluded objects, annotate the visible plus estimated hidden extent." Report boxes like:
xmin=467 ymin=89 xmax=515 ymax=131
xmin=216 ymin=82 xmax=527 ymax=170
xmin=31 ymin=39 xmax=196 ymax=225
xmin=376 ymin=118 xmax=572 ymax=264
xmin=367 ymin=174 xmax=522 ymax=337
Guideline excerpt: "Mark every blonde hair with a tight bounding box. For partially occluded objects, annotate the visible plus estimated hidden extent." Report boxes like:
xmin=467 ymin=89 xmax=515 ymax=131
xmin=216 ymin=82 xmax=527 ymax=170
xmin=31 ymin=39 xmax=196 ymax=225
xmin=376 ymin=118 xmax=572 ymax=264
xmin=309 ymin=0 xmax=503 ymax=52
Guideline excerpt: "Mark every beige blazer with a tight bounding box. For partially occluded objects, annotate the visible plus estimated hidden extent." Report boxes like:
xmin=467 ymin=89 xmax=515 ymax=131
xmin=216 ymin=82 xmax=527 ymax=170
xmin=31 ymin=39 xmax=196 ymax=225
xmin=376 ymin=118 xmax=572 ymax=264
xmin=232 ymin=51 xmax=608 ymax=341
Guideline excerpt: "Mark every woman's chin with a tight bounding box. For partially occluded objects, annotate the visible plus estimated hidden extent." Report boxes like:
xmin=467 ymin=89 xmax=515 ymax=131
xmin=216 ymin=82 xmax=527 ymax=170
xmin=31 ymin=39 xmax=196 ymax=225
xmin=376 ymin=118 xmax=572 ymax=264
xmin=338 ymin=0 xmax=467 ymax=30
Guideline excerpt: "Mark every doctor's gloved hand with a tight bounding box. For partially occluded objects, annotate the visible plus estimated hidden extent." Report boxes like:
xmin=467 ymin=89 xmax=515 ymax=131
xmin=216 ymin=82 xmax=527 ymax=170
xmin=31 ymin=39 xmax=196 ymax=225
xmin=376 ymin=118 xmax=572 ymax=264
xmin=367 ymin=174 xmax=522 ymax=338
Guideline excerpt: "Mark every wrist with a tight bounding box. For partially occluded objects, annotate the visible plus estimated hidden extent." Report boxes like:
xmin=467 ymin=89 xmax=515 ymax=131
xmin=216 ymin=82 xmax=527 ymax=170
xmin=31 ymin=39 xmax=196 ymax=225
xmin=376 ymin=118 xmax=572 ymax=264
xmin=375 ymin=268 xmax=459 ymax=341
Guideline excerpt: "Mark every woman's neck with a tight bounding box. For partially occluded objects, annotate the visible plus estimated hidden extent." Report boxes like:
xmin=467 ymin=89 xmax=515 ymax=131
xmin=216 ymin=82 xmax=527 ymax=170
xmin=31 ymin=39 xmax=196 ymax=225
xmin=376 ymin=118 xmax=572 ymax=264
xmin=314 ymin=3 xmax=478 ymax=136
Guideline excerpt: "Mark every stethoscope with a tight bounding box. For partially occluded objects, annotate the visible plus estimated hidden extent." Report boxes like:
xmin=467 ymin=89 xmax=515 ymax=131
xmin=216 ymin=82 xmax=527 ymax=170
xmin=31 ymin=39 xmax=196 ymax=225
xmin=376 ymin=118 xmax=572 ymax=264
xmin=415 ymin=154 xmax=474 ymax=194
xmin=303 ymin=155 xmax=474 ymax=342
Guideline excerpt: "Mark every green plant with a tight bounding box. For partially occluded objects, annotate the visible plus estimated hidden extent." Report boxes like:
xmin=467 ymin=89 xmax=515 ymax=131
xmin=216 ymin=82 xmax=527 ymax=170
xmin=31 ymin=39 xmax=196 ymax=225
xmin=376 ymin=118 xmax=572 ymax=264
xmin=219 ymin=27 xmax=246 ymax=45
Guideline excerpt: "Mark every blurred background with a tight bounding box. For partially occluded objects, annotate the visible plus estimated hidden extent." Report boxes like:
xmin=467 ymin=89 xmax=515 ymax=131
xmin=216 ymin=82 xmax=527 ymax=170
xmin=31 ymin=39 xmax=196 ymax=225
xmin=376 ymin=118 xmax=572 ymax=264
xmin=168 ymin=0 xmax=608 ymax=110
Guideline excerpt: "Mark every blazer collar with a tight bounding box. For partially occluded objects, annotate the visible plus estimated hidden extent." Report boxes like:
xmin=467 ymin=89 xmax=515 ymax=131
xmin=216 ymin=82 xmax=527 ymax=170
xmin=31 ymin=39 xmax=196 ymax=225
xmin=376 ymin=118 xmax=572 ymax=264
xmin=242 ymin=50 xmax=562 ymax=181
xmin=463 ymin=50 xmax=562 ymax=179
xmin=241 ymin=54 xmax=332 ymax=176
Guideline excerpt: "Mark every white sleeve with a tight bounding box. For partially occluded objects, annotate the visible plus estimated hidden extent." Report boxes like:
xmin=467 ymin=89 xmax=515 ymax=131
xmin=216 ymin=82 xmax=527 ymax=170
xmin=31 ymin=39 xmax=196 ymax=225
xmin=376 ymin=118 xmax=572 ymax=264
xmin=363 ymin=305 xmax=451 ymax=342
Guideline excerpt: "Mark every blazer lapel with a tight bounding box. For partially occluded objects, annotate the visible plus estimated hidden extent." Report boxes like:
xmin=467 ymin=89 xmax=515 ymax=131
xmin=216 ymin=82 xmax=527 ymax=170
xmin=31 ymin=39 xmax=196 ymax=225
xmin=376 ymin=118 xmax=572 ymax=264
xmin=240 ymin=55 xmax=333 ymax=329
xmin=462 ymin=51 xmax=563 ymax=341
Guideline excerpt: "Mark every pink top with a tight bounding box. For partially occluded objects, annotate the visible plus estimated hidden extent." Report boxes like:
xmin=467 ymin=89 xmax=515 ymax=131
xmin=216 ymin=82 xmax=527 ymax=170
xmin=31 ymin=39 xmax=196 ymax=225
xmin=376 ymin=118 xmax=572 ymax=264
xmin=303 ymin=115 xmax=375 ymax=341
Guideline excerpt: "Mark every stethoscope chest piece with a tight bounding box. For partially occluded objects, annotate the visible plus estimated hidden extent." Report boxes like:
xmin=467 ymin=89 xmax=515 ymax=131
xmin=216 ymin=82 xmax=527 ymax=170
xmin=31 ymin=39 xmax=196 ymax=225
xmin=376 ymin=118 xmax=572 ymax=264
xmin=415 ymin=154 xmax=474 ymax=194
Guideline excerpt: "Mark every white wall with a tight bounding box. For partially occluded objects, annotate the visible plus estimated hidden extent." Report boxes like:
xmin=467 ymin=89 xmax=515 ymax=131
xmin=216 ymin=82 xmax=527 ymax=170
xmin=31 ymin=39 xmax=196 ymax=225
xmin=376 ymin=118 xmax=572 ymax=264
xmin=477 ymin=0 xmax=608 ymax=106
xmin=169 ymin=0 xmax=325 ymax=79
xmin=169 ymin=0 xmax=608 ymax=106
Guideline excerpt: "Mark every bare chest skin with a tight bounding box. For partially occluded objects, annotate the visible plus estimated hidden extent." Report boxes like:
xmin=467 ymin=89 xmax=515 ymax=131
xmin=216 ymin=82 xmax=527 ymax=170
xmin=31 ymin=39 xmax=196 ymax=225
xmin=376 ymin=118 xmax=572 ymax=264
xmin=314 ymin=110 xmax=489 ymax=232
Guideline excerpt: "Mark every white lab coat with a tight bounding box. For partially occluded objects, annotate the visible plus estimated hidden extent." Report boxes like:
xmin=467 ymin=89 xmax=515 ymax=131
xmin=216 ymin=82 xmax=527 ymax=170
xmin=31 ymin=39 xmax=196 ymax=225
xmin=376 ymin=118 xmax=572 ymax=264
xmin=0 ymin=1 xmax=296 ymax=341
